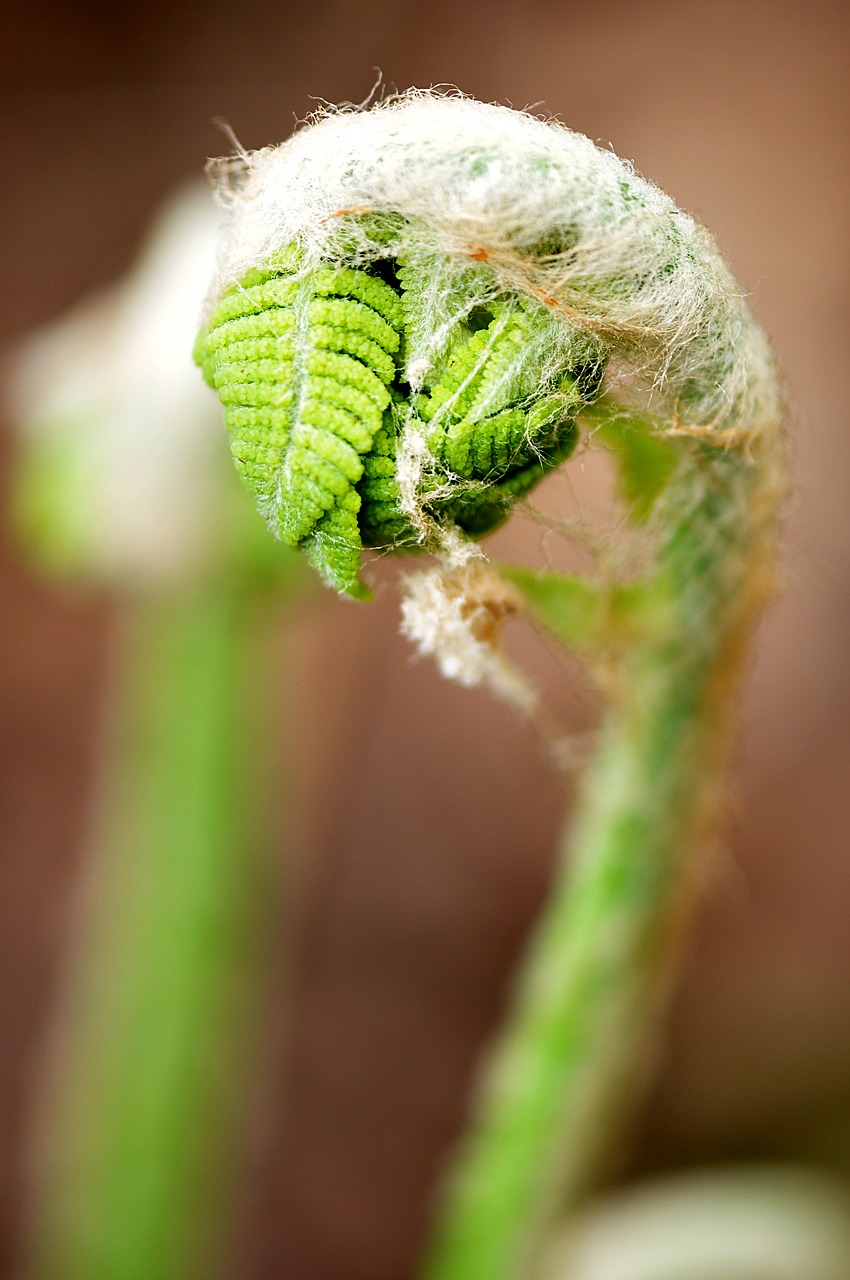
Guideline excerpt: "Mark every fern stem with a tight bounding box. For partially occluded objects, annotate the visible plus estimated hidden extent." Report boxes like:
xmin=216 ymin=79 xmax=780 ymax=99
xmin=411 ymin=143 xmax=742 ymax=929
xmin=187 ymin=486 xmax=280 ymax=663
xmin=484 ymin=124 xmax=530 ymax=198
xmin=31 ymin=581 xmax=283 ymax=1280
xmin=419 ymin=435 xmax=783 ymax=1280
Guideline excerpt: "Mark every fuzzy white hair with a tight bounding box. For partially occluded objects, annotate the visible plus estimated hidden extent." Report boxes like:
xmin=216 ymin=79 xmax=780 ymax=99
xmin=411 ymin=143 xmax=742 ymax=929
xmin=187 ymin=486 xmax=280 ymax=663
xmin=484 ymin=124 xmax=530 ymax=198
xmin=208 ymin=90 xmax=780 ymax=440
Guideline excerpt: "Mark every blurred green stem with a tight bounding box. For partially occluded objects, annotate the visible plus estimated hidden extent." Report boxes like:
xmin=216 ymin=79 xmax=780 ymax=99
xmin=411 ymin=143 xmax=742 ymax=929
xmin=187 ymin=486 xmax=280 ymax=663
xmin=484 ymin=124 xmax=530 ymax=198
xmin=33 ymin=580 xmax=285 ymax=1280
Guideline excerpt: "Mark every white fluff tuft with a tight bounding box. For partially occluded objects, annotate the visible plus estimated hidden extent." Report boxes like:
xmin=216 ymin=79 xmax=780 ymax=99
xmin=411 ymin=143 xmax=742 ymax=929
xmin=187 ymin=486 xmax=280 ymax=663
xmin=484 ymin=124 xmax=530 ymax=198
xmin=400 ymin=560 xmax=535 ymax=714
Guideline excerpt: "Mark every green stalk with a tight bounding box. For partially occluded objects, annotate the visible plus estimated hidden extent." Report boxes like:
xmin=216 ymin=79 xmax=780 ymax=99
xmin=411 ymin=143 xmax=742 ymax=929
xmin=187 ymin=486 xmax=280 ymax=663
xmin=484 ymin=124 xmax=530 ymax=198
xmin=33 ymin=581 xmax=282 ymax=1280
xmin=419 ymin=434 xmax=783 ymax=1280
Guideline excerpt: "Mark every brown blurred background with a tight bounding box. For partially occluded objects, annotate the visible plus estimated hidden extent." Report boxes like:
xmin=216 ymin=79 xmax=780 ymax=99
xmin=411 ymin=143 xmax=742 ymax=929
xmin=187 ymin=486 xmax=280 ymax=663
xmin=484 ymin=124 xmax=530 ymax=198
xmin=2 ymin=1 xmax=849 ymax=1276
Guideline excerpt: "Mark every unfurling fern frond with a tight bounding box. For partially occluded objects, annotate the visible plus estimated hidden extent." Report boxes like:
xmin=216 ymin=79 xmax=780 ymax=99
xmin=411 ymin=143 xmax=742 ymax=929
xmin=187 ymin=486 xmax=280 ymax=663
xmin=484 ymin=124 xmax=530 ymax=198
xmin=192 ymin=95 xmax=786 ymax=1280
xmin=196 ymin=244 xmax=601 ymax=598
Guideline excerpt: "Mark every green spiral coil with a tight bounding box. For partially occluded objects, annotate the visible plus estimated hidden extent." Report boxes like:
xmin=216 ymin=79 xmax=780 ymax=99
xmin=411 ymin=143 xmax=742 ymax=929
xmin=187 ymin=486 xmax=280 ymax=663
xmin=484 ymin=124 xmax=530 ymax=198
xmin=195 ymin=242 xmax=600 ymax=598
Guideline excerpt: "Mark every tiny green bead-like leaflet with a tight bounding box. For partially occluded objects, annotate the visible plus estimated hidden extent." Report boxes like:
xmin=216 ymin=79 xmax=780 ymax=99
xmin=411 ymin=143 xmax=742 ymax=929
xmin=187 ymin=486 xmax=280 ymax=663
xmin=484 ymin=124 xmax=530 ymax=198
xmin=195 ymin=237 xmax=601 ymax=598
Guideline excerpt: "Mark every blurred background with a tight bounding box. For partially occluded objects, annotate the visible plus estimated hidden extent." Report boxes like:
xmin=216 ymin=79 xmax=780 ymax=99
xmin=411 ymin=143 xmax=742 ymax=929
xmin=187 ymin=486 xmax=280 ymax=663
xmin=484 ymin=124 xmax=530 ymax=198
xmin=1 ymin=1 xmax=849 ymax=1277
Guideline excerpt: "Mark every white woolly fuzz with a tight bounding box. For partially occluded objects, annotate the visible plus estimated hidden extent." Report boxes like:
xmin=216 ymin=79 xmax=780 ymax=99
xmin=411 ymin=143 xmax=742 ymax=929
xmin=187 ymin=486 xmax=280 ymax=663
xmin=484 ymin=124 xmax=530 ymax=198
xmin=207 ymin=90 xmax=781 ymax=441
xmin=400 ymin=560 xmax=535 ymax=714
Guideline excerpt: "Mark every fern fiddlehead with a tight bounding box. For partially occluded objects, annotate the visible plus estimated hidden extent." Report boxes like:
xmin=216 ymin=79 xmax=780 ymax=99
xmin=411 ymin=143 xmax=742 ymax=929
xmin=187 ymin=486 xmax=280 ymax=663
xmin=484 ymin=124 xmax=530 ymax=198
xmin=196 ymin=250 xmax=595 ymax=598
xmin=197 ymin=93 xmax=784 ymax=1280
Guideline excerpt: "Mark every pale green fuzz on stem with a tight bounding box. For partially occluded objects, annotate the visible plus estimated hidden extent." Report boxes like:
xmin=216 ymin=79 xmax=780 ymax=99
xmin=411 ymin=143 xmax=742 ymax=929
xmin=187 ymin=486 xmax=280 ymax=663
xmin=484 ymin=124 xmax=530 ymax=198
xmin=199 ymin=92 xmax=785 ymax=1280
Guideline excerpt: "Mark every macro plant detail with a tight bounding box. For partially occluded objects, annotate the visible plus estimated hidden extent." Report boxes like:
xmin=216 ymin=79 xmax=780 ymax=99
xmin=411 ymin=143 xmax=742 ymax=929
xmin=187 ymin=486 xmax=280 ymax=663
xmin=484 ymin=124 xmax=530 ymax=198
xmin=195 ymin=248 xmax=594 ymax=599
xmin=196 ymin=92 xmax=785 ymax=1280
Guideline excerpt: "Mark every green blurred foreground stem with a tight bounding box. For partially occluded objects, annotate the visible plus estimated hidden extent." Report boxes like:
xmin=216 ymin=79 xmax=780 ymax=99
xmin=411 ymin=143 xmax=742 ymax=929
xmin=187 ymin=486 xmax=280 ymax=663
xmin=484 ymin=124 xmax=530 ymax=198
xmin=33 ymin=582 xmax=283 ymax=1280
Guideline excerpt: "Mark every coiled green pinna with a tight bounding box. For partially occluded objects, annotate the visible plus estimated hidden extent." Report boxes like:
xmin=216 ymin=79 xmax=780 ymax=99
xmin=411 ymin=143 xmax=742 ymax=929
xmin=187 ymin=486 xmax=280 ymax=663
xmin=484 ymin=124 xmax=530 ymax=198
xmin=195 ymin=251 xmax=594 ymax=598
xmin=198 ymin=93 xmax=784 ymax=1280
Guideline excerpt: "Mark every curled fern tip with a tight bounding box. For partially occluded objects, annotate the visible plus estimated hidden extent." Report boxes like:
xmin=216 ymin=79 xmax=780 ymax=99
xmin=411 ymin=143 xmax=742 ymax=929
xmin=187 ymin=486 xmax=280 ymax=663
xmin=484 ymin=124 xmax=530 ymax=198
xmin=196 ymin=245 xmax=596 ymax=597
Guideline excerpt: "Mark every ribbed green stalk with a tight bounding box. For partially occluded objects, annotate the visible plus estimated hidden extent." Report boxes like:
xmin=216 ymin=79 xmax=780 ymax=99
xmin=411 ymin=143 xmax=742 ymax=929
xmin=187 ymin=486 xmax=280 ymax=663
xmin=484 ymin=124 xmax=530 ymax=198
xmin=419 ymin=434 xmax=782 ymax=1280
xmin=32 ymin=582 xmax=281 ymax=1280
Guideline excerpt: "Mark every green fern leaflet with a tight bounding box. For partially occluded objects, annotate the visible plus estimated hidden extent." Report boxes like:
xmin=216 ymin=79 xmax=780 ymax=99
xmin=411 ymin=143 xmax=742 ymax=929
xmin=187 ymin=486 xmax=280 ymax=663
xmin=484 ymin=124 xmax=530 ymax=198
xmin=195 ymin=242 xmax=602 ymax=597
